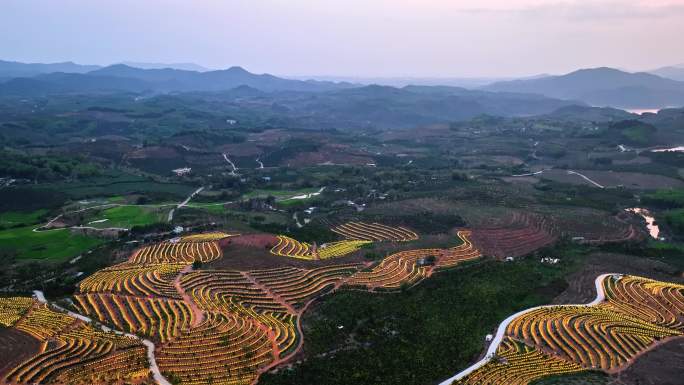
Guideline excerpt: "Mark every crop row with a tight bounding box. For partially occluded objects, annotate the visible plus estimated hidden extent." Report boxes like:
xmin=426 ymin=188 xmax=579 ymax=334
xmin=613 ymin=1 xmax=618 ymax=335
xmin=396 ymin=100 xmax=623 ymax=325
xmin=0 ymin=296 xmax=35 ymax=327
xmin=270 ymin=235 xmax=313 ymax=259
xmin=456 ymin=275 xmax=684 ymax=385
xmin=129 ymin=240 xmax=222 ymax=264
xmin=180 ymin=231 xmax=235 ymax=243
xmin=331 ymin=221 xmax=419 ymax=242
xmin=78 ymin=262 xmax=185 ymax=299
xmin=270 ymin=236 xmax=371 ymax=260
xmin=181 ymin=270 xmax=290 ymax=314
xmin=602 ymin=275 xmax=684 ymax=331
xmin=156 ymin=312 xmax=274 ymax=385
xmin=346 ymin=231 xmax=480 ymax=289
xmin=15 ymin=303 xmax=77 ymax=340
xmin=507 ymin=305 xmax=678 ymax=370
xmin=74 ymin=293 xmax=193 ymax=343
xmin=248 ymin=264 xmax=362 ymax=308
xmin=3 ymin=299 xmax=147 ymax=385
xmin=453 ymin=338 xmax=585 ymax=385
xmin=435 ymin=230 xmax=482 ymax=268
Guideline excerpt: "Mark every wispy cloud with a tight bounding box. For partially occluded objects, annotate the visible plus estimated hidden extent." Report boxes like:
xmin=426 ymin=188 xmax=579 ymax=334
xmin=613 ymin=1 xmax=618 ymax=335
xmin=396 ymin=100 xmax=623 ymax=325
xmin=456 ymin=0 xmax=684 ymax=20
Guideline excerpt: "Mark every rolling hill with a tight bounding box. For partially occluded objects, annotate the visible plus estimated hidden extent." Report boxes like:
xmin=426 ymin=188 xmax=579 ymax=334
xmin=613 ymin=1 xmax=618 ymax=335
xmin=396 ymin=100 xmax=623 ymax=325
xmin=650 ymin=65 xmax=684 ymax=82
xmin=484 ymin=67 xmax=684 ymax=109
xmin=0 ymin=60 xmax=101 ymax=78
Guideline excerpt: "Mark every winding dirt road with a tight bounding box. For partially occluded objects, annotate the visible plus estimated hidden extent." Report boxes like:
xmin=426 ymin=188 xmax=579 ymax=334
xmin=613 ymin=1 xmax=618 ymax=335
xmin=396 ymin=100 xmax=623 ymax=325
xmin=437 ymin=273 xmax=613 ymax=385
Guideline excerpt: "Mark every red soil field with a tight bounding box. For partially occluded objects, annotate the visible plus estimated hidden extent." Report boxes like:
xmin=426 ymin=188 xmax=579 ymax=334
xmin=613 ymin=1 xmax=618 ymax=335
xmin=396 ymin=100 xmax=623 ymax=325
xmin=0 ymin=328 xmax=42 ymax=378
xmin=470 ymin=212 xmax=557 ymax=258
xmin=221 ymin=233 xmax=279 ymax=249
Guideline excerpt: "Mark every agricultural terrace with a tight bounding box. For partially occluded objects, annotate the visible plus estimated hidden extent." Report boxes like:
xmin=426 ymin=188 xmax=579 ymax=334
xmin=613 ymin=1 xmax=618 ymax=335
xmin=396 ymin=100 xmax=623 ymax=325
xmin=129 ymin=239 xmax=223 ymax=264
xmin=269 ymin=236 xmax=370 ymax=260
xmin=0 ymin=298 xmax=149 ymax=384
xmin=0 ymin=227 xmax=482 ymax=385
xmin=331 ymin=221 xmax=419 ymax=241
xmin=268 ymin=222 xmax=419 ymax=260
xmin=452 ymin=275 xmax=684 ymax=385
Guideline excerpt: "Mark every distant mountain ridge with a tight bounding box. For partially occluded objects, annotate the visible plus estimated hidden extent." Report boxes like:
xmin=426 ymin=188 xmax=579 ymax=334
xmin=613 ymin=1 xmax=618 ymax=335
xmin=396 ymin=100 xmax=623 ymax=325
xmin=650 ymin=65 xmax=684 ymax=82
xmin=484 ymin=67 xmax=684 ymax=109
xmin=119 ymin=61 xmax=210 ymax=72
xmin=0 ymin=60 xmax=101 ymax=78
xmin=0 ymin=63 xmax=357 ymax=95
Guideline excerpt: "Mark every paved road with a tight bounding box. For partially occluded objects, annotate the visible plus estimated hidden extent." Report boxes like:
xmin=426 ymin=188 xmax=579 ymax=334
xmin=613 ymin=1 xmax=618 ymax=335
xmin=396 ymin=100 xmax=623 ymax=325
xmin=437 ymin=273 xmax=615 ymax=385
xmin=168 ymin=186 xmax=204 ymax=222
xmin=222 ymin=153 xmax=239 ymax=175
xmin=567 ymin=170 xmax=605 ymax=189
xmin=32 ymin=290 xmax=172 ymax=385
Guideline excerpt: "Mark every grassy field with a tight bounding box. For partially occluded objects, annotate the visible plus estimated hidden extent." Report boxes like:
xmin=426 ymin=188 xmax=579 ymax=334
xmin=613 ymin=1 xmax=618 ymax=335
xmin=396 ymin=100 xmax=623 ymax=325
xmin=86 ymin=206 xmax=167 ymax=229
xmin=0 ymin=209 xmax=48 ymax=227
xmin=243 ymin=187 xmax=321 ymax=200
xmin=185 ymin=202 xmax=230 ymax=215
xmin=44 ymin=174 xmax=196 ymax=199
xmin=0 ymin=226 xmax=104 ymax=261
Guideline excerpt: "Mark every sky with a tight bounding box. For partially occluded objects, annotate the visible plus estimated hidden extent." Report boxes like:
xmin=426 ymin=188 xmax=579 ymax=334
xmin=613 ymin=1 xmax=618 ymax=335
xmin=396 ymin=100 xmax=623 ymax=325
xmin=1 ymin=0 xmax=683 ymax=78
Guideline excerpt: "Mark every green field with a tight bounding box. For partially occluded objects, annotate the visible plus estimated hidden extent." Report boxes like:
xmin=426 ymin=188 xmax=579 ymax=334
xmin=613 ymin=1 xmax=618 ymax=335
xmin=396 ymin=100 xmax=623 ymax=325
xmin=0 ymin=226 xmax=104 ymax=261
xmin=0 ymin=209 xmax=48 ymax=227
xmin=86 ymin=205 xmax=168 ymax=229
xmin=243 ymin=188 xmax=321 ymax=201
xmin=185 ymin=202 xmax=230 ymax=215
xmin=44 ymin=174 xmax=196 ymax=199
xmin=643 ymin=189 xmax=684 ymax=208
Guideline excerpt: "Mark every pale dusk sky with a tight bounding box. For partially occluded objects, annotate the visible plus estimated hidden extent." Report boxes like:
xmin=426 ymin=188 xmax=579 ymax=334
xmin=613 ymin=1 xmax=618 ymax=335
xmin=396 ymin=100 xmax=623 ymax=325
xmin=1 ymin=0 xmax=683 ymax=77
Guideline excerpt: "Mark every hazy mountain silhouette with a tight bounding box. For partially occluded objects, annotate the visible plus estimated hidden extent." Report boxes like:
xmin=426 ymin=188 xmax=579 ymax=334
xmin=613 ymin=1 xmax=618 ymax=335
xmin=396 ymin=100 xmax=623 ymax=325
xmin=120 ymin=61 xmax=210 ymax=72
xmin=484 ymin=67 xmax=684 ymax=108
xmin=0 ymin=60 xmax=101 ymax=78
xmin=650 ymin=65 xmax=684 ymax=82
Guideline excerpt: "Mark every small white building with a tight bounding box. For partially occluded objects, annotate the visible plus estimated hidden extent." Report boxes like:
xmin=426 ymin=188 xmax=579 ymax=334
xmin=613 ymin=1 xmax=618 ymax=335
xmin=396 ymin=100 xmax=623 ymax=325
xmin=172 ymin=167 xmax=192 ymax=176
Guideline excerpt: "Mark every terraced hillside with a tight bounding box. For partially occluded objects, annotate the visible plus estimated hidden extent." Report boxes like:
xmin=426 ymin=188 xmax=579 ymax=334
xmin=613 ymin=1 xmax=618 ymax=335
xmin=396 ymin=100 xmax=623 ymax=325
xmin=0 ymin=298 xmax=149 ymax=384
xmin=448 ymin=274 xmax=684 ymax=385
xmin=0 ymin=228 xmax=481 ymax=385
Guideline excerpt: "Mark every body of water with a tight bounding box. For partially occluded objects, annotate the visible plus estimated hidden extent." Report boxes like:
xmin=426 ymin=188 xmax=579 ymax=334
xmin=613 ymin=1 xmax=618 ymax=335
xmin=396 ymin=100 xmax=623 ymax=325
xmin=651 ymin=146 xmax=684 ymax=153
xmin=625 ymin=108 xmax=661 ymax=115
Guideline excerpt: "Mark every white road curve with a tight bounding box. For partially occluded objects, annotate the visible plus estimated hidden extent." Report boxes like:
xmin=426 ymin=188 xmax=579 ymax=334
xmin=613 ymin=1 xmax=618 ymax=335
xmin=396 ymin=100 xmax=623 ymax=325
xmin=284 ymin=187 xmax=326 ymax=201
xmin=511 ymin=169 xmax=549 ymax=177
xmin=256 ymin=158 xmax=264 ymax=169
xmin=292 ymin=212 xmax=304 ymax=228
xmin=168 ymin=186 xmax=204 ymax=222
xmin=33 ymin=290 xmax=171 ymax=385
xmin=222 ymin=153 xmax=239 ymax=175
xmin=567 ymin=170 xmax=605 ymax=189
xmin=437 ymin=273 xmax=616 ymax=385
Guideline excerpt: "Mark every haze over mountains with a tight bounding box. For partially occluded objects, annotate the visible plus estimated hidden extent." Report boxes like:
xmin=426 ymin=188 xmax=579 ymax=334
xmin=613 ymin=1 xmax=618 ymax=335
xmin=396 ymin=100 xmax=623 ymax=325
xmin=1 ymin=59 xmax=683 ymax=111
xmin=650 ymin=64 xmax=684 ymax=82
xmin=485 ymin=67 xmax=684 ymax=109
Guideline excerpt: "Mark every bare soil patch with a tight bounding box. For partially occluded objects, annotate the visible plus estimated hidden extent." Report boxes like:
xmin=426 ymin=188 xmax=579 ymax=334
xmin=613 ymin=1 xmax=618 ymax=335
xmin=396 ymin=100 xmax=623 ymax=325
xmin=0 ymin=328 xmax=41 ymax=377
xmin=286 ymin=148 xmax=373 ymax=167
xmin=610 ymin=337 xmax=684 ymax=385
xmin=470 ymin=211 xmax=557 ymax=258
xmin=208 ymin=243 xmax=367 ymax=271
